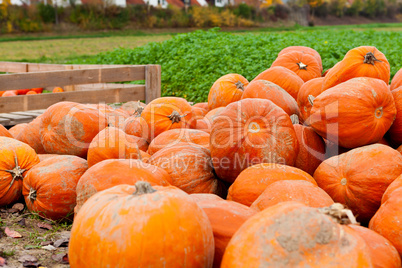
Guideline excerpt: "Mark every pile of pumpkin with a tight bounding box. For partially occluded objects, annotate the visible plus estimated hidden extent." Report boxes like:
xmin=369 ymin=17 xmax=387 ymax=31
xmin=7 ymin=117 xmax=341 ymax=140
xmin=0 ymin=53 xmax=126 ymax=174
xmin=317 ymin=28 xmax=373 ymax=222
xmin=1 ymin=45 xmax=402 ymax=267
xmin=0 ymin=86 xmax=63 ymax=96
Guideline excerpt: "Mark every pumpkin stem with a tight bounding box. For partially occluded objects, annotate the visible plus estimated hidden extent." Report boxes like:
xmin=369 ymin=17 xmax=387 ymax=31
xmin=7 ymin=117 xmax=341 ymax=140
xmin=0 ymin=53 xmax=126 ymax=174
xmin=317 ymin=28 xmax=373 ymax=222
xmin=318 ymin=203 xmax=358 ymax=225
xmin=133 ymin=181 xmax=156 ymax=196
xmin=308 ymin=95 xmax=315 ymax=106
xmin=167 ymin=111 xmax=187 ymax=124
xmin=297 ymin=62 xmax=308 ymax=70
xmin=235 ymin=81 xmax=245 ymax=90
xmin=363 ymin=52 xmax=382 ymax=65
xmin=134 ymin=101 xmax=144 ymax=117
xmin=2 ymin=155 xmax=26 ymax=189
xmin=27 ymin=187 xmax=37 ymax=202
xmin=290 ymin=114 xmax=299 ymax=125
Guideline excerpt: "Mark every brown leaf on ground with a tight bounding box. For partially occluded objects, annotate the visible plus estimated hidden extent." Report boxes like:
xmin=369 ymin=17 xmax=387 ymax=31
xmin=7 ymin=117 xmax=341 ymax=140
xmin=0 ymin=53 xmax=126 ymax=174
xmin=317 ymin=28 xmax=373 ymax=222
xmin=37 ymin=223 xmax=52 ymax=230
xmin=12 ymin=203 xmax=24 ymax=212
xmin=53 ymin=238 xmax=69 ymax=248
xmin=5 ymin=227 xmax=22 ymax=238
xmin=52 ymin=253 xmax=69 ymax=264
xmin=17 ymin=218 xmax=26 ymax=227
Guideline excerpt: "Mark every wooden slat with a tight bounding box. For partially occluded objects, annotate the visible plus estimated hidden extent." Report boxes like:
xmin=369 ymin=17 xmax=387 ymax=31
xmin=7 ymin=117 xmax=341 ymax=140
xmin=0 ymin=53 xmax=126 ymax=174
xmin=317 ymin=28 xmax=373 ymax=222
xmin=0 ymin=62 xmax=28 ymax=73
xmin=145 ymin=65 xmax=161 ymax=104
xmin=0 ymin=118 xmax=10 ymax=125
xmin=0 ymin=85 xmax=145 ymax=113
xmin=11 ymin=111 xmax=44 ymax=117
xmin=0 ymin=66 xmax=146 ymax=90
xmin=75 ymin=83 xmax=139 ymax=91
xmin=27 ymin=63 xmax=66 ymax=72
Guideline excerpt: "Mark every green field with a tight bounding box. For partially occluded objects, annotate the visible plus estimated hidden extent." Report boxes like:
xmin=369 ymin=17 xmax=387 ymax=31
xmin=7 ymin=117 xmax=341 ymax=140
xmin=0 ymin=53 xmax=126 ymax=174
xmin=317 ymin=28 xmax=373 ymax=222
xmin=1 ymin=23 xmax=402 ymax=102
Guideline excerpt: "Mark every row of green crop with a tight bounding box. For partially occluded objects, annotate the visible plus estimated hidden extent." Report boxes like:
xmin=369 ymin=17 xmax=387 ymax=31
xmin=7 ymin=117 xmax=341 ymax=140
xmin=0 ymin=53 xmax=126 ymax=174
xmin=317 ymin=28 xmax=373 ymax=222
xmin=68 ymin=28 xmax=402 ymax=103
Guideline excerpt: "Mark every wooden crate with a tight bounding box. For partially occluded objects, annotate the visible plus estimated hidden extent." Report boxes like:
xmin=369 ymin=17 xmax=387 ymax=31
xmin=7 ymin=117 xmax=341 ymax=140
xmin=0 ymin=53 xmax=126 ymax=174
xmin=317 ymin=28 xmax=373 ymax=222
xmin=0 ymin=62 xmax=161 ymax=126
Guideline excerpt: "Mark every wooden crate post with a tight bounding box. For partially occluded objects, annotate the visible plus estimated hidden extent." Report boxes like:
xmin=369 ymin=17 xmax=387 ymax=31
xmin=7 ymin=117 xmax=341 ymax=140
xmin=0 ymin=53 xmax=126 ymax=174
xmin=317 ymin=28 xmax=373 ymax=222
xmin=145 ymin=65 xmax=161 ymax=104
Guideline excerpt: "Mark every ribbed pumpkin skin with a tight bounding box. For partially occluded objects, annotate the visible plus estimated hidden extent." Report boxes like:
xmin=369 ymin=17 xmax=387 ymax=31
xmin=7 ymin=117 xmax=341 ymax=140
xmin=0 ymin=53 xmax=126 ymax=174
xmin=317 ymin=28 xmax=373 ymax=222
xmin=388 ymin=86 xmax=402 ymax=146
xmin=190 ymin=193 xmax=257 ymax=268
xmin=293 ymin=124 xmax=326 ymax=176
xmin=369 ymin=188 xmax=402 ymax=258
xmin=322 ymin=46 xmax=390 ymax=90
xmin=8 ymin=123 xmax=28 ymax=138
xmin=297 ymin=77 xmax=325 ymax=123
xmin=381 ymin=174 xmax=402 ymax=204
xmin=75 ymin=159 xmax=172 ymax=214
xmin=123 ymin=115 xmax=149 ymax=140
xmin=391 ymin=68 xmax=402 ymax=90
xmin=149 ymin=143 xmax=225 ymax=196
xmin=0 ymin=137 xmax=40 ymax=207
xmin=87 ymin=127 xmax=148 ymax=167
xmin=241 ymin=80 xmax=300 ymax=116
xmin=148 ymin=128 xmax=210 ymax=155
xmin=193 ymin=102 xmax=209 ymax=110
xmin=314 ymin=144 xmax=402 ymax=224
xmin=37 ymin=154 xmax=59 ymax=162
xmin=250 ymin=180 xmax=333 ymax=210
xmin=190 ymin=106 xmax=208 ymax=129
xmin=348 ymin=225 xmax=401 ymax=268
xmin=271 ymin=51 xmax=322 ymax=82
xmin=278 ymin=46 xmax=323 ymax=72
xmin=141 ymin=97 xmax=194 ymax=142
xmin=309 ymin=77 xmax=396 ymax=148
xmin=40 ymin=102 xmax=108 ymax=157
xmin=15 ymin=115 xmax=46 ymax=154
xmin=0 ymin=124 xmax=12 ymax=138
xmin=22 ymin=155 xmax=88 ymax=220
xmin=252 ymin=66 xmax=304 ymax=99
xmin=210 ymin=99 xmax=299 ymax=183
xmin=221 ymin=202 xmax=373 ymax=268
xmin=227 ymin=163 xmax=316 ymax=206
xmin=69 ymin=184 xmax=215 ymax=268
xmin=196 ymin=107 xmax=226 ymax=133
xmin=207 ymin=73 xmax=249 ymax=110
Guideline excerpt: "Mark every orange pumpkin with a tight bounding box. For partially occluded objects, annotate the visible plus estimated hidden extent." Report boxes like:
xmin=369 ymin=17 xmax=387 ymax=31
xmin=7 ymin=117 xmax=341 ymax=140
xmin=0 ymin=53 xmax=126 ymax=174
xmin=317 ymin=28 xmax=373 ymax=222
xmin=208 ymin=74 xmax=249 ymax=110
xmin=40 ymin=102 xmax=108 ymax=157
xmin=52 ymin=87 xmax=64 ymax=93
xmin=141 ymin=97 xmax=194 ymax=142
xmin=120 ymin=100 xmax=146 ymax=116
xmin=296 ymin=77 xmax=325 ymax=123
xmin=381 ymin=173 xmax=402 ymax=204
xmin=309 ymin=77 xmax=396 ymax=148
xmin=87 ymin=127 xmax=148 ymax=167
xmin=75 ymin=159 xmax=172 ymax=214
xmin=190 ymin=193 xmax=257 ymax=268
xmin=221 ymin=202 xmax=373 ymax=267
xmin=148 ymin=128 xmax=209 ymax=155
xmin=252 ymin=66 xmax=304 ymax=100
xmin=241 ymin=80 xmax=300 ymax=116
xmin=37 ymin=154 xmax=59 ymax=162
xmin=69 ymin=182 xmax=215 ymax=267
xmin=250 ymin=180 xmax=333 ymax=211
xmin=391 ymin=68 xmax=402 ymax=91
xmin=227 ymin=163 xmax=317 ymax=206
xmin=348 ymin=224 xmax=401 ymax=268
xmin=322 ymin=46 xmax=390 ymax=90
xmin=271 ymin=51 xmax=322 ymax=82
xmin=22 ymin=155 xmax=88 ymax=220
xmin=190 ymin=106 xmax=208 ymax=129
xmin=123 ymin=115 xmax=149 ymax=140
xmin=387 ymin=86 xmax=402 ymax=146
xmin=314 ymin=144 xmax=402 ymax=224
xmin=2 ymin=91 xmax=17 ymax=97
xmin=193 ymin=102 xmax=209 ymax=110
xmin=0 ymin=137 xmax=40 ymax=207
xmin=195 ymin=107 xmax=225 ymax=134
xmin=210 ymin=98 xmax=299 ymax=183
xmin=369 ymin=187 xmax=402 ymax=257
xmin=15 ymin=115 xmax=46 ymax=154
xmin=8 ymin=123 xmax=27 ymax=138
xmin=278 ymin=46 xmax=323 ymax=72
xmin=148 ymin=143 xmax=225 ymax=196
xmin=26 ymin=91 xmax=37 ymax=95
xmin=0 ymin=124 xmax=12 ymax=138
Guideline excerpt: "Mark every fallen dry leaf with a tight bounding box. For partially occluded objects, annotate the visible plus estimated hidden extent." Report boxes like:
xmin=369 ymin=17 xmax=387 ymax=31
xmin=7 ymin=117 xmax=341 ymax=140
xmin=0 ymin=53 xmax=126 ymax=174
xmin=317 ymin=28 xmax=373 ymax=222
xmin=37 ymin=222 xmax=52 ymax=230
xmin=5 ymin=227 xmax=22 ymax=238
xmin=22 ymin=261 xmax=40 ymax=267
xmin=53 ymin=238 xmax=69 ymax=248
xmin=17 ymin=218 xmax=26 ymax=227
xmin=18 ymin=255 xmax=37 ymax=263
xmin=40 ymin=241 xmax=53 ymax=246
xmin=42 ymin=245 xmax=56 ymax=251
xmin=52 ymin=253 xmax=69 ymax=264
xmin=12 ymin=203 xmax=24 ymax=212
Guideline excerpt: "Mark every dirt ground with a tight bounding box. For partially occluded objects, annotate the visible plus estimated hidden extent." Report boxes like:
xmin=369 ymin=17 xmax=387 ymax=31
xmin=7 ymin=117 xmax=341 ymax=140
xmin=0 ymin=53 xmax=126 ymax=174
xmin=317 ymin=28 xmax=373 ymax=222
xmin=0 ymin=203 xmax=71 ymax=268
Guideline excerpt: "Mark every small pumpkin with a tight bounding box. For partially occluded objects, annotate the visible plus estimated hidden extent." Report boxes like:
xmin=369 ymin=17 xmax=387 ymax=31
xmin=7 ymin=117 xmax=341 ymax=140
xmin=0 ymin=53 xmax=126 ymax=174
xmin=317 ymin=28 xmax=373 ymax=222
xmin=123 ymin=115 xmax=149 ymax=140
xmin=278 ymin=46 xmax=323 ymax=72
xmin=296 ymin=77 xmax=325 ymax=124
xmin=195 ymin=107 xmax=225 ymax=134
xmin=193 ymin=102 xmax=209 ymax=110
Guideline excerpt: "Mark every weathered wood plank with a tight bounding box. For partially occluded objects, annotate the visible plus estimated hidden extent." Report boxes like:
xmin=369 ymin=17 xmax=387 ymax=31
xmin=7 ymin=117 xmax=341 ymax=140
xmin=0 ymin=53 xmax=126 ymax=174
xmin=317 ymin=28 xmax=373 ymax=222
xmin=0 ymin=118 xmax=10 ymax=125
xmin=0 ymin=62 xmax=28 ymax=73
xmin=145 ymin=65 xmax=161 ymax=104
xmin=10 ymin=111 xmax=43 ymax=117
xmin=27 ymin=63 xmax=66 ymax=72
xmin=0 ymin=66 xmax=146 ymax=90
xmin=0 ymin=86 xmax=146 ymax=113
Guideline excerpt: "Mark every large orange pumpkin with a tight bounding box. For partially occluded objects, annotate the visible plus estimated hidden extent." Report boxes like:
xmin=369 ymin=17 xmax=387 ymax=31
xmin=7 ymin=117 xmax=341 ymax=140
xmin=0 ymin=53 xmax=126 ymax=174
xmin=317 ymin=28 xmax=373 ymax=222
xmin=8 ymin=123 xmax=27 ymax=138
xmin=271 ymin=51 xmax=322 ymax=82
xmin=210 ymin=98 xmax=299 ymax=183
xmin=348 ymin=224 xmax=401 ymax=268
xmin=314 ymin=143 xmax=402 ymax=224
xmin=250 ymin=180 xmax=333 ymax=211
xmin=278 ymin=46 xmax=323 ymax=72
xmin=14 ymin=115 xmax=46 ymax=154
xmin=387 ymin=86 xmax=402 ymax=146
xmin=241 ymin=80 xmax=300 ymax=116
xmin=148 ymin=143 xmax=225 ymax=196
xmin=87 ymin=127 xmax=148 ymax=167
xmin=0 ymin=125 xmax=12 ymax=138
xmin=195 ymin=107 xmax=225 ymax=133
xmin=22 ymin=155 xmax=88 ymax=220
xmin=381 ymin=173 xmax=402 ymax=204
xmin=252 ymin=66 xmax=304 ymax=100
xmin=147 ymin=128 xmax=209 ymax=155
xmin=40 ymin=102 xmax=108 ymax=157
xmin=391 ymin=68 xmax=402 ymax=90
xmin=322 ymin=46 xmax=390 ymax=91
xmin=123 ymin=115 xmax=149 ymax=140
xmin=69 ymin=182 xmax=215 ymax=267
xmin=0 ymin=137 xmax=40 ymax=207
xmin=309 ymin=77 xmax=396 ymax=148
xmin=190 ymin=193 xmax=257 ymax=268
xmin=369 ymin=187 xmax=402 ymax=257
xmin=75 ymin=159 xmax=172 ymax=214
xmin=141 ymin=97 xmax=194 ymax=142
xmin=207 ymin=73 xmax=249 ymax=110
xmin=221 ymin=202 xmax=373 ymax=267
xmin=296 ymin=77 xmax=325 ymax=123
xmin=193 ymin=102 xmax=209 ymax=110
xmin=227 ymin=163 xmax=317 ymax=206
